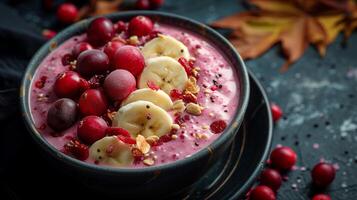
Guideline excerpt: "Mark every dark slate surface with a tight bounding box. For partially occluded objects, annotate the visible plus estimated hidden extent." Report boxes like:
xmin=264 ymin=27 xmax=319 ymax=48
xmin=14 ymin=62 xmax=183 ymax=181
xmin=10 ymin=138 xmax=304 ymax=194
xmin=1 ymin=0 xmax=357 ymax=199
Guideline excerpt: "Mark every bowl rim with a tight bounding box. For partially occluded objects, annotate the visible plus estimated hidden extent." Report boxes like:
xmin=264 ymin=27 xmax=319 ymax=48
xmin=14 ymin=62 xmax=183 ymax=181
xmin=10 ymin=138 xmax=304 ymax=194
xmin=20 ymin=11 xmax=250 ymax=174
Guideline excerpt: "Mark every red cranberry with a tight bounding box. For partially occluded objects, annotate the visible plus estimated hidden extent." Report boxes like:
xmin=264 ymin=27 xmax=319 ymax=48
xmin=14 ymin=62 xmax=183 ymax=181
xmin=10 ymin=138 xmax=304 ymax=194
xmin=72 ymin=42 xmax=92 ymax=59
xmin=312 ymin=194 xmax=331 ymax=200
xmin=56 ymin=3 xmax=78 ymax=24
xmin=149 ymin=0 xmax=164 ymax=9
xmin=249 ymin=185 xmax=276 ymax=200
xmin=210 ymin=120 xmax=227 ymax=134
xmin=64 ymin=139 xmax=89 ymax=160
xmin=35 ymin=76 xmax=47 ymax=89
xmin=271 ymin=103 xmax=283 ymax=122
xmin=103 ymin=41 xmax=124 ymax=63
xmin=270 ymin=146 xmax=297 ymax=170
xmin=53 ymin=71 xmax=88 ymax=98
xmin=113 ymin=45 xmax=145 ymax=77
xmin=104 ymin=69 xmax=136 ymax=101
xmin=42 ymin=29 xmax=56 ymax=40
xmin=77 ymin=116 xmax=108 ymax=144
xmin=260 ymin=169 xmax=282 ymax=191
xmin=128 ymin=16 xmax=154 ymax=37
xmin=76 ymin=49 xmax=110 ymax=77
xmin=47 ymin=98 xmax=77 ymax=131
xmin=136 ymin=0 xmax=151 ymax=9
xmin=311 ymin=163 xmax=336 ymax=187
xmin=115 ymin=21 xmax=127 ymax=33
xmin=79 ymin=89 xmax=108 ymax=116
xmin=87 ymin=17 xmax=115 ymax=46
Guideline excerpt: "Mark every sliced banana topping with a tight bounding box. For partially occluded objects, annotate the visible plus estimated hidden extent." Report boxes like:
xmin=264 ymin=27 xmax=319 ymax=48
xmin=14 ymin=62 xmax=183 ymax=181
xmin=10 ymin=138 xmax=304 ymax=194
xmin=121 ymin=88 xmax=173 ymax=110
xmin=139 ymin=56 xmax=188 ymax=94
xmin=113 ymin=100 xmax=173 ymax=138
xmin=89 ymin=136 xmax=134 ymax=167
xmin=141 ymin=34 xmax=190 ymax=60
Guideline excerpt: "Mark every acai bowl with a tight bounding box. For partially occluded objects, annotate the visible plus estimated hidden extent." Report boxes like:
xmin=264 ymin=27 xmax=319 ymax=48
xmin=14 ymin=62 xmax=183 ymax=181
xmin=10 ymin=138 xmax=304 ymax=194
xmin=20 ymin=11 xmax=249 ymax=197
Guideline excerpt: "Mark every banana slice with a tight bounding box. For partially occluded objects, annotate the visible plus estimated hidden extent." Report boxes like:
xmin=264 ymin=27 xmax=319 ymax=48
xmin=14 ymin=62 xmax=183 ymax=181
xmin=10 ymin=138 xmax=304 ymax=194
xmin=113 ymin=100 xmax=173 ymax=138
xmin=138 ymin=56 xmax=188 ymax=94
xmin=141 ymin=34 xmax=190 ymax=60
xmin=89 ymin=136 xmax=134 ymax=167
xmin=121 ymin=88 xmax=173 ymax=110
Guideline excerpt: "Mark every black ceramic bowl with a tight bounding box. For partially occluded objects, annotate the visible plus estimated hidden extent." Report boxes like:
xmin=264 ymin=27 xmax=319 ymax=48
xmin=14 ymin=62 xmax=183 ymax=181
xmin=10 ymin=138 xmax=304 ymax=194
xmin=20 ymin=11 xmax=250 ymax=198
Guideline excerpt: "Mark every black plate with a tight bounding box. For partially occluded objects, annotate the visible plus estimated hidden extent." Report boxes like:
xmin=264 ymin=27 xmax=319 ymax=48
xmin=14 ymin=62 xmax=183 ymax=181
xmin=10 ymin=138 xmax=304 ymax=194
xmin=1 ymin=71 xmax=272 ymax=199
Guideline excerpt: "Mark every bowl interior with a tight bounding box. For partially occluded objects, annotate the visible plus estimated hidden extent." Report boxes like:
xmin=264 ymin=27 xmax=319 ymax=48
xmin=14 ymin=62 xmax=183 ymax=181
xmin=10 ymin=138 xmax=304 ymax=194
xmin=20 ymin=11 xmax=250 ymax=174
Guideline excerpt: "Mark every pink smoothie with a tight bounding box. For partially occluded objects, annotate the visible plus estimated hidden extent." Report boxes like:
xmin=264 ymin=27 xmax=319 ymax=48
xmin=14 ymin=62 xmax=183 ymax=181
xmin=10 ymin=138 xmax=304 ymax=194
xmin=29 ymin=22 xmax=240 ymax=168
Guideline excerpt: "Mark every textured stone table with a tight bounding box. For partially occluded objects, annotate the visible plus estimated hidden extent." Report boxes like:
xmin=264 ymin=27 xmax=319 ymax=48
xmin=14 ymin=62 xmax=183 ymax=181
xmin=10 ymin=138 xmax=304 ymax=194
xmin=3 ymin=0 xmax=357 ymax=199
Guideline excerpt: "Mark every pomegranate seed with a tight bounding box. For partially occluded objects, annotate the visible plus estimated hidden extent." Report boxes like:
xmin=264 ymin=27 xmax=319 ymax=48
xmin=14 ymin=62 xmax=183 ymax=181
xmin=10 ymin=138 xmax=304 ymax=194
xmin=311 ymin=162 xmax=336 ymax=187
xmin=64 ymin=139 xmax=89 ymax=160
xmin=271 ymin=103 xmax=283 ymax=122
xmin=249 ymin=185 xmax=276 ymax=200
xmin=105 ymin=127 xmax=131 ymax=137
xmin=56 ymin=3 xmax=78 ymax=24
xmin=42 ymin=29 xmax=56 ymax=40
xmin=118 ymin=135 xmax=136 ymax=144
xmin=312 ymin=194 xmax=331 ymax=200
xmin=61 ymin=53 xmax=74 ymax=66
xmin=159 ymin=134 xmax=172 ymax=143
xmin=170 ymin=89 xmax=183 ymax=100
xmin=178 ymin=57 xmax=192 ymax=76
xmin=270 ymin=146 xmax=297 ymax=170
xmin=210 ymin=120 xmax=227 ymax=134
xmin=260 ymin=168 xmax=282 ymax=191
xmin=147 ymin=81 xmax=160 ymax=90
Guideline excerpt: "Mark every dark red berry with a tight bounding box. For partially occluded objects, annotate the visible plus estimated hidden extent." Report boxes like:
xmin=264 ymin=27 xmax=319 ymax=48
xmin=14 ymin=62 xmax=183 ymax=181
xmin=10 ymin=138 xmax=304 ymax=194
xmin=260 ymin=169 xmax=282 ymax=191
xmin=113 ymin=45 xmax=145 ymax=77
xmin=271 ymin=103 xmax=282 ymax=122
xmin=79 ymin=89 xmax=108 ymax=116
xmin=136 ymin=0 xmax=151 ymax=10
xmin=47 ymin=98 xmax=77 ymax=131
xmin=147 ymin=81 xmax=160 ymax=91
xmin=42 ymin=29 xmax=56 ymax=40
xmin=210 ymin=120 xmax=227 ymax=134
xmin=106 ymin=127 xmax=131 ymax=137
xmin=270 ymin=146 xmax=297 ymax=170
xmin=104 ymin=69 xmax=136 ymax=101
xmin=53 ymin=71 xmax=88 ymax=98
xmin=104 ymin=41 xmax=124 ymax=63
xmin=311 ymin=163 xmax=336 ymax=188
xmin=128 ymin=16 xmax=153 ymax=37
xmin=249 ymin=185 xmax=276 ymax=200
xmin=178 ymin=57 xmax=192 ymax=76
xmin=35 ymin=76 xmax=47 ymax=89
xmin=77 ymin=116 xmax=108 ymax=144
xmin=149 ymin=0 xmax=164 ymax=9
xmin=64 ymin=139 xmax=89 ymax=160
xmin=56 ymin=3 xmax=78 ymax=24
xmin=77 ymin=49 xmax=110 ymax=77
xmin=115 ymin=21 xmax=127 ymax=33
xmin=312 ymin=194 xmax=331 ymax=200
xmin=87 ymin=17 xmax=115 ymax=46
xmin=72 ymin=42 xmax=92 ymax=59
xmin=170 ymin=89 xmax=183 ymax=101
xmin=62 ymin=53 xmax=74 ymax=66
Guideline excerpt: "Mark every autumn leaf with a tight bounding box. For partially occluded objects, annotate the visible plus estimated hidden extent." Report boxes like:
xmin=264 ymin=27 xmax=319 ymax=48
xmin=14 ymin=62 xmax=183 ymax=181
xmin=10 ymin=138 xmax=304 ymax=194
xmin=212 ymin=0 xmax=357 ymax=70
xmin=78 ymin=0 xmax=123 ymax=19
